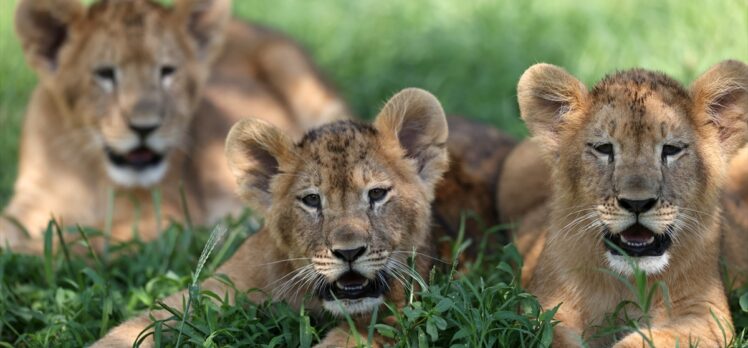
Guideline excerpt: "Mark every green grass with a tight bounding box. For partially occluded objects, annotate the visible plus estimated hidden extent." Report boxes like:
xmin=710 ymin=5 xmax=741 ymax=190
xmin=1 ymin=0 xmax=748 ymax=346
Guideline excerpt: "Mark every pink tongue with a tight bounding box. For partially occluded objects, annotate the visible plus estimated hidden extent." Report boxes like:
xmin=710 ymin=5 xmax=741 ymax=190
xmin=621 ymin=225 xmax=654 ymax=243
xmin=125 ymin=149 xmax=155 ymax=163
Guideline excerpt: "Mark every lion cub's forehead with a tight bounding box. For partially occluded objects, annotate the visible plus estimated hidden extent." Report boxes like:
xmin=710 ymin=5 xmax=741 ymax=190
xmin=73 ymin=1 xmax=183 ymax=65
xmin=294 ymin=120 xmax=386 ymax=186
xmin=85 ymin=0 xmax=169 ymax=29
xmin=587 ymin=69 xmax=693 ymax=140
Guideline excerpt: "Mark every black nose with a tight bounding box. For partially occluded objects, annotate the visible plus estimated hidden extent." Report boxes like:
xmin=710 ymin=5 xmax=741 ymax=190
xmin=618 ymin=198 xmax=657 ymax=214
xmin=129 ymin=124 xmax=159 ymax=138
xmin=332 ymin=247 xmax=366 ymax=262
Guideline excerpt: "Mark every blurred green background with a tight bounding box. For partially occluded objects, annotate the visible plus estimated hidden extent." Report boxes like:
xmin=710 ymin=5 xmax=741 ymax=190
xmin=0 ymin=0 xmax=746 ymax=206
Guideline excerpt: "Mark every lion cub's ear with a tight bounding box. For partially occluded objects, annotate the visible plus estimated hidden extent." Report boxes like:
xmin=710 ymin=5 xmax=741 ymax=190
xmin=14 ymin=0 xmax=84 ymax=74
xmin=173 ymin=0 xmax=231 ymax=63
xmin=517 ymin=63 xmax=588 ymax=157
xmin=373 ymin=88 xmax=449 ymax=193
xmin=690 ymin=59 xmax=748 ymax=158
xmin=225 ymin=119 xmax=295 ymax=214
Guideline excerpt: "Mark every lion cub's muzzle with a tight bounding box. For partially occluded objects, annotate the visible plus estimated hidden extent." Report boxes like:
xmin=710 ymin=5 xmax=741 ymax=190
xmin=106 ymin=124 xmax=165 ymax=170
xmin=103 ymin=123 xmax=171 ymax=187
xmin=314 ymin=246 xmax=392 ymax=315
xmin=603 ymin=197 xmax=673 ymax=257
xmin=318 ymin=247 xmax=389 ymax=300
xmin=600 ymin=196 xmax=679 ymax=275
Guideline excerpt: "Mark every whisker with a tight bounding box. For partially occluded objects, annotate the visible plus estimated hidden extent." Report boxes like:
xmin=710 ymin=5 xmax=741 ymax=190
xmin=390 ymin=251 xmax=449 ymax=265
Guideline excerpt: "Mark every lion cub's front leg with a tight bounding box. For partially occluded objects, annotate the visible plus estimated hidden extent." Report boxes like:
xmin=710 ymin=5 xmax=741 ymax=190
xmin=315 ymin=322 xmax=384 ymax=348
xmin=92 ymin=230 xmax=283 ymax=347
xmin=612 ymin=315 xmax=732 ymax=347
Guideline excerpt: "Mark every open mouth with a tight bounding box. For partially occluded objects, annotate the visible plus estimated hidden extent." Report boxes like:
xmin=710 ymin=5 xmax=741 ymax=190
xmin=317 ymin=271 xmax=389 ymax=301
xmin=604 ymin=223 xmax=672 ymax=257
xmin=106 ymin=146 xmax=164 ymax=170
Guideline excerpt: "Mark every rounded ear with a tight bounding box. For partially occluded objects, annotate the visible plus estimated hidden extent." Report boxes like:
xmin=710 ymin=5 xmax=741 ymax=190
xmin=173 ymin=0 xmax=231 ymax=63
xmin=690 ymin=59 xmax=748 ymax=158
xmin=373 ymin=88 xmax=449 ymax=191
xmin=14 ymin=0 xmax=84 ymax=74
xmin=225 ymin=119 xmax=294 ymax=214
xmin=517 ymin=63 xmax=588 ymax=155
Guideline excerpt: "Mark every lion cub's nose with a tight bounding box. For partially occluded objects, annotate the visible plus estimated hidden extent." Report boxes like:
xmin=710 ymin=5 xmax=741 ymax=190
xmin=129 ymin=124 xmax=159 ymax=139
xmin=332 ymin=247 xmax=366 ymax=262
xmin=618 ymin=198 xmax=657 ymax=214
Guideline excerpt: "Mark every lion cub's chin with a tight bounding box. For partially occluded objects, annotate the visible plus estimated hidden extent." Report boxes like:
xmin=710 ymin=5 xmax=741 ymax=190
xmin=323 ymin=297 xmax=385 ymax=316
xmin=105 ymin=161 xmax=169 ymax=188
xmin=605 ymin=252 xmax=671 ymax=276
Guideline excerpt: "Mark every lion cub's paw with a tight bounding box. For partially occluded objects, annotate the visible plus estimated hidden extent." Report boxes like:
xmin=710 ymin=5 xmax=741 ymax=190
xmin=612 ymin=331 xmax=693 ymax=348
xmin=0 ymin=218 xmax=29 ymax=251
xmin=314 ymin=326 xmax=381 ymax=348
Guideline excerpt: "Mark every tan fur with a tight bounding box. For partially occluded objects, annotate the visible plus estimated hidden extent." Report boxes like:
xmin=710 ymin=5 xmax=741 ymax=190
xmin=720 ymin=60 xmax=748 ymax=286
xmin=1 ymin=0 xmax=347 ymax=253
xmin=93 ymin=88 xmax=449 ymax=347
xmin=434 ymin=116 xmax=516 ymax=263
xmin=519 ymin=61 xmax=748 ymax=347
xmin=496 ymin=138 xmax=551 ymax=284
xmin=497 ymin=138 xmax=550 ymax=222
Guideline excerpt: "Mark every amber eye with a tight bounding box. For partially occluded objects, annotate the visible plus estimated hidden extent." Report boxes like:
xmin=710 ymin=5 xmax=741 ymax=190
xmin=94 ymin=66 xmax=116 ymax=83
xmin=160 ymin=65 xmax=176 ymax=80
xmin=662 ymin=144 xmax=684 ymax=159
xmin=368 ymin=188 xmax=389 ymax=203
xmin=300 ymin=194 xmax=321 ymax=208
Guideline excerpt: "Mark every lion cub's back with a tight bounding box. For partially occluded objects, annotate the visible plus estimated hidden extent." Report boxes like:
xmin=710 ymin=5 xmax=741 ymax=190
xmin=206 ymin=20 xmax=348 ymax=139
xmin=433 ymin=116 xmax=516 ymax=261
xmin=723 ymin=146 xmax=748 ymax=286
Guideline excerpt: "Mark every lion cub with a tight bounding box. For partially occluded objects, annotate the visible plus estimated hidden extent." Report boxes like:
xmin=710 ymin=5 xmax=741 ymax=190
xmin=94 ymin=88 xmax=448 ymax=347
xmin=2 ymin=0 xmax=346 ymax=253
xmin=518 ymin=61 xmax=748 ymax=347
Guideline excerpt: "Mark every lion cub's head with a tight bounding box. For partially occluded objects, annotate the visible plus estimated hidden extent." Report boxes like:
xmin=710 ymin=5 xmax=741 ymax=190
xmin=518 ymin=60 xmax=748 ymax=275
xmin=225 ymin=88 xmax=449 ymax=315
xmin=15 ymin=0 xmax=230 ymax=187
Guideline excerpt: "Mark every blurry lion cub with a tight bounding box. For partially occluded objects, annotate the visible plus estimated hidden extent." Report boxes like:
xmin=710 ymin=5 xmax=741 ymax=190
xmin=1 ymin=0 xmax=347 ymax=253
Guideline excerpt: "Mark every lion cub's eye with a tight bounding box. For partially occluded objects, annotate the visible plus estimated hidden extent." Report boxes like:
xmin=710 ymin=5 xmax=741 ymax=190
xmin=300 ymin=194 xmax=321 ymax=209
xmin=662 ymin=144 xmax=684 ymax=159
xmin=94 ymin=66 xmax=116 ymax=83
xmin=368 ymin=188 xmax=389 ymax=203
xmin=593 ymin=143 xmax=613 ymax=155
xmin=589 ymin=143 xmax=614 ymax=160
xmin=160 ymin=65 xmax=176 ymax=79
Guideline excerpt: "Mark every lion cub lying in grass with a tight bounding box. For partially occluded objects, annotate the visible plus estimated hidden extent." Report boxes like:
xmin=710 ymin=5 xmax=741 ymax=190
xmin=94 ymin=88 xmax=449 ymax=347
xmin=517 ymin=61 xmax=748 ymax=347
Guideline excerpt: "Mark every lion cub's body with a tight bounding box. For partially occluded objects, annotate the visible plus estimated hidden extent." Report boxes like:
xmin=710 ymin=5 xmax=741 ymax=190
xmin=722 ymin=147 xmax=748 ymax=286
xmin=1 ymin=0 xmax=347 ymax=253
xmin=516 ymin=61 xmax=748 ymax=347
